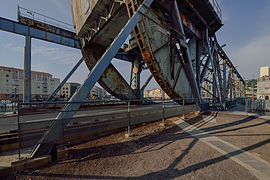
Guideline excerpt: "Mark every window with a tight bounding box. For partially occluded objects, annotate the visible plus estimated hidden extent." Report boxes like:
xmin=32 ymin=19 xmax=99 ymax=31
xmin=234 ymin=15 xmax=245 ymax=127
xmin=6 ymin=79 xmax=9 ymax=82
xmin=6 ymin=74 xmax=9 ymax=77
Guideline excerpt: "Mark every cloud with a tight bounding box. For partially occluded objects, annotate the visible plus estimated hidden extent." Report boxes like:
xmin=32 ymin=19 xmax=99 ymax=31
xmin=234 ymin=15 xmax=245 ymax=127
xmin=32 ymin=46 xmax=81 ymax=66
xmin=3 ymin=43 xmax=24 ymax=53
xmin=231 ymin=34 xmax=270 ymax=79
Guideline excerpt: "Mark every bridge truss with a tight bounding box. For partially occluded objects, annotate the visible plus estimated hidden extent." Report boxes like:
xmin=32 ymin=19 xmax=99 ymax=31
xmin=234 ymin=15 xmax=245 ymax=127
xmin=0 ymin=0 xmax=246 ymax=158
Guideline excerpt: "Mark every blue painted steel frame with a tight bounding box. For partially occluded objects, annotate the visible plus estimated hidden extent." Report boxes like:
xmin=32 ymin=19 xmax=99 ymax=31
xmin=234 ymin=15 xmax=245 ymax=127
xmin=23 ymin=36 xmax=31 ymax=103
xmin=0 ymin=17 xmax=80 ymax=49
xmin=223 ymin=60 xmax=227 ymax=100
xmin=205 ymin=29 xmax=222 ymax=106
xmin=173 ymin=0 xmax=201 ymax=102
xmin=31 ymin=0 xmax=154 ymax=158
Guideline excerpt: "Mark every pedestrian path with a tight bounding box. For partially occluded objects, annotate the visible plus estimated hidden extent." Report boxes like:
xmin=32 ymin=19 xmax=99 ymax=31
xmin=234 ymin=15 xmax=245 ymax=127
xmin=175 ymin=116 xmax=270 ymax=180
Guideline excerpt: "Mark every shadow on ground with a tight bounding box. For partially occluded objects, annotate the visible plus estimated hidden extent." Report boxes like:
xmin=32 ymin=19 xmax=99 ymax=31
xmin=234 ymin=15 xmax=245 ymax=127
xmin=18 ymin=113 xmax=270 ymax=179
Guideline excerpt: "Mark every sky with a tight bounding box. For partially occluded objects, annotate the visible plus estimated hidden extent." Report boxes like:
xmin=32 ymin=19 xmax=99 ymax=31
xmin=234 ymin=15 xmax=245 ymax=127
xmin=0 ymin=0 xmax=269 ymax=92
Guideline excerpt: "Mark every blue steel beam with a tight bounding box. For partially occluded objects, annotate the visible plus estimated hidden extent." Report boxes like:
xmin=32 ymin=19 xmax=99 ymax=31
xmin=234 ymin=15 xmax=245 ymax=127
xmin=23 ymin=36 xmax=31 ymax=103
xmin=196 ymin=40 xmax=203 ymax=95
xmin=215 ymin=39 xmax=245 ymax=84
xmin=173 ymin=0 xmax=201 ymax=102
xmin=31 ymin=0 xmax=154 ymax=158
xmin=205 ymin=29 xmax=222 ymax=106
xmin=230 ymin=76 xmax=233 ymax=100
xmin=0 ymin=17 xmax=80 ymax=49
xmin=47 ymin=58 xmax=84 ymax=102
xmin=223 ymin=60 xmax=227 ymax=99
xmin=200 ymin=55 xmax=211 ymax=83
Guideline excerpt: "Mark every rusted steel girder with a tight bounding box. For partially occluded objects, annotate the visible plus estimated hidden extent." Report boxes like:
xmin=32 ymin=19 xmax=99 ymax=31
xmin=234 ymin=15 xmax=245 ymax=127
xmin=70 ymin=0 xmax=243 ymax=105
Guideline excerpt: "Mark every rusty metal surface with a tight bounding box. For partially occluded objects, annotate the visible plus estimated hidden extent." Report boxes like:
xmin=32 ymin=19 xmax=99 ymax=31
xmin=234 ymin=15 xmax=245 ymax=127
xmin=79 ymin=2 xmax=136 ymax=100
xmin=126 ymin=0 xmax=196 ymax=101
xmin=70 ymin=0 xmax=232 ymax=103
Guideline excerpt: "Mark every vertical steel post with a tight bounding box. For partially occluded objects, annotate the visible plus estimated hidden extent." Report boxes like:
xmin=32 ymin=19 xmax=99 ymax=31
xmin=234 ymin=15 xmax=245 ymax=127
xmin=230 ymin=75 xmax=233 ymax=101
xmin=205 ymin=29 xmax=222 ymax=106
xmin=127 ymin=101 xmax=131 ymax=136
xmin=17 ymin=104 xmax=21 ymax=160
xmin=182 ymin=99 xmax=185 ymax=119
xmin=162 ymin=90 xmax=165 ymax=125
xmin=196 ymin=41 xmax=202 ymax=96
xmin=223 ymin=60 xmax=227 ymax=100
xmin=213 ymin=76 xmax=216 ymax=103
xmin=13 ymin=87 xmax=17 ymax=114
xmin=23 ymin=36 xmax=31 ymax=103
xmin=173 ymin=0 xmax=201 ymax=103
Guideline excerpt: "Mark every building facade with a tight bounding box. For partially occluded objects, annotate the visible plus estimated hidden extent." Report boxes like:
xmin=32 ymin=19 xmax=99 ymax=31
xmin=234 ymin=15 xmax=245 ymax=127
xmin=0 ymin=66 xmax=60 ymax=101
xmin=60 ymin=83 xmax=108 ymax=100
xmin=245 ymin=79 xmax=257 ymax=97
xmin=90 ymin=86 xmax=107 ymax=99
xmin=144 ymin=88 xmax=169 ymax=99
xmin=61 ymin=83 xmax=80 ymax=99
xmin=260 ymin=66 xmax=270 ymax=78
xmin=257 ymin=76 xmax=270 ymax=100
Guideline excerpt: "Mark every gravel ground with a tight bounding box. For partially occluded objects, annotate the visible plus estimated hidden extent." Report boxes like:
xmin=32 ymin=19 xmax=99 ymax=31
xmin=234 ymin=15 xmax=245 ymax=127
xmin=11 ymin=113 xmax=259 ymax=180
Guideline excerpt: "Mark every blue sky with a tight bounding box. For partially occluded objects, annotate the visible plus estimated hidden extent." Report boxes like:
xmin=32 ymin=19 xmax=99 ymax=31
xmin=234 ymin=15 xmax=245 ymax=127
xmin=0 ymin=0 xmax=269 ymax=91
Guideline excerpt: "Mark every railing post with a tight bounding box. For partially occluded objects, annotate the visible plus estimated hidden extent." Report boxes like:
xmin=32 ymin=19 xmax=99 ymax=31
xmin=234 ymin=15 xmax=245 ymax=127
xmin=17 ymin=104 xmax=21 ymax=160
xmin=162 ymin=98 xmax=165 ymax=126
xmin=182 ymin=99 xmax=185 ymax=120
xmin=126 ymin=101 xmax=131 ymax=137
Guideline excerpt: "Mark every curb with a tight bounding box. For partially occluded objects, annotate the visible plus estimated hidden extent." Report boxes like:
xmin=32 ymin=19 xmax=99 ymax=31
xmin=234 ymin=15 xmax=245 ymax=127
xmin=0 ymin=149 xmax=69 ymax=177
xmin=216 ymin=111 xmax=270 ymax=120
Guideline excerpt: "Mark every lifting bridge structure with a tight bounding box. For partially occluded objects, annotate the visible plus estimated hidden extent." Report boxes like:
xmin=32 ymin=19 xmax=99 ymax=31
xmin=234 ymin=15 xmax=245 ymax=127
xmin=0 ymin=0 xmax=245 ymax=158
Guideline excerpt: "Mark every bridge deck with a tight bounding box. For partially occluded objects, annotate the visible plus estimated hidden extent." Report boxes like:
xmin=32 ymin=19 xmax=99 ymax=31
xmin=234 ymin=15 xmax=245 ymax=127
xmin=3 ymin=110 xmax=269 ymax=179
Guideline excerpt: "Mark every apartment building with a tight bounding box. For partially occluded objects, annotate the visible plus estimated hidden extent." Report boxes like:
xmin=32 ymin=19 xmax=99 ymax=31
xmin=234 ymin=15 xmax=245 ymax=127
xmin=60 ymin=83 xmax=108 ymax=100
xmin=257 ymin=76 xmax=270 ymax=100
xmin=90 ymin=86 xmax=107 ymax=99
xmin=0 ymin=66 xmax=60 ymax=101
xmin=144 ymin=88 xmax=169 ymax=99
xmin=260 ymin=66 xmax=270 ymax=78
xmin=61 ymin=82 xmax=80 ymax=99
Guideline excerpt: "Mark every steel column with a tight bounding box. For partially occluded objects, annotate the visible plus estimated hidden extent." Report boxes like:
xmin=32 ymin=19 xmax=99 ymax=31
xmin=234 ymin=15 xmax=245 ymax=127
xmin=23 ymin=36 xmax=31 ymax=103
xmin=47 ymin=58 xmax=84 ymax=102
xmin=31 ymin=0 xmax=154 ymax=158
xmin=230 ymin=76 xmax=233 ymax=101
xmin=205 ymin=29 xmax=222 ymax=106
xmin=200 ymin=55 xmax=211 ymax=83
xmin=223 ymin=60 xmax=227 ymax=99
xmin=196 ymin=40 xmax=202 ymax=95
xmin=173 ymin=1 xmax=201 ymax=102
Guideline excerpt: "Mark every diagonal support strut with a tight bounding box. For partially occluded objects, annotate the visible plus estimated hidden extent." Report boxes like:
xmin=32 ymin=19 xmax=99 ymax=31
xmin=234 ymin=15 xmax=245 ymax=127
xmin=31 ymin=0 xmax=154 ymax=158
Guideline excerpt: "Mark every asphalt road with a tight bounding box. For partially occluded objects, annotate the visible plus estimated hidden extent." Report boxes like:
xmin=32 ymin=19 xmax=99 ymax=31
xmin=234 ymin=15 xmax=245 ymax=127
xmin=0 ymin=103 xmax=181 ymax=132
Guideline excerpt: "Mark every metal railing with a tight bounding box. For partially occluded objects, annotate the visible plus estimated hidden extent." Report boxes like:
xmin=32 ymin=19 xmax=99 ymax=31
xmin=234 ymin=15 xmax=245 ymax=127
xmin=245 ymin=99 xmax=270 ymax=116
xmin=17 ymin=6 xmax=75 ymax=32
xmin=16 ymin=98 xmax=200 ymax=159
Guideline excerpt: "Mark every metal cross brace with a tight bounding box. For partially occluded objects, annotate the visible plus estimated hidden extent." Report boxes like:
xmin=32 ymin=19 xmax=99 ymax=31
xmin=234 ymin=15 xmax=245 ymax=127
xmin=31 ymin=0 xmax=154 ymax=158
xmin=173 ymin=0 xmax=201 ymax=103
xmin=205 ymin=29 xmax=222 ymax=106
xmin=47 ymin=58 xmax=84 ymax=102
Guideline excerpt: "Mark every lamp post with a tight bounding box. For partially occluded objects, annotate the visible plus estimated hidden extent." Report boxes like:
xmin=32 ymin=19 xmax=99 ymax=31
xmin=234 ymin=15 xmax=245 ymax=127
xmin=13 ymin=86 xmax=17 ymax=114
